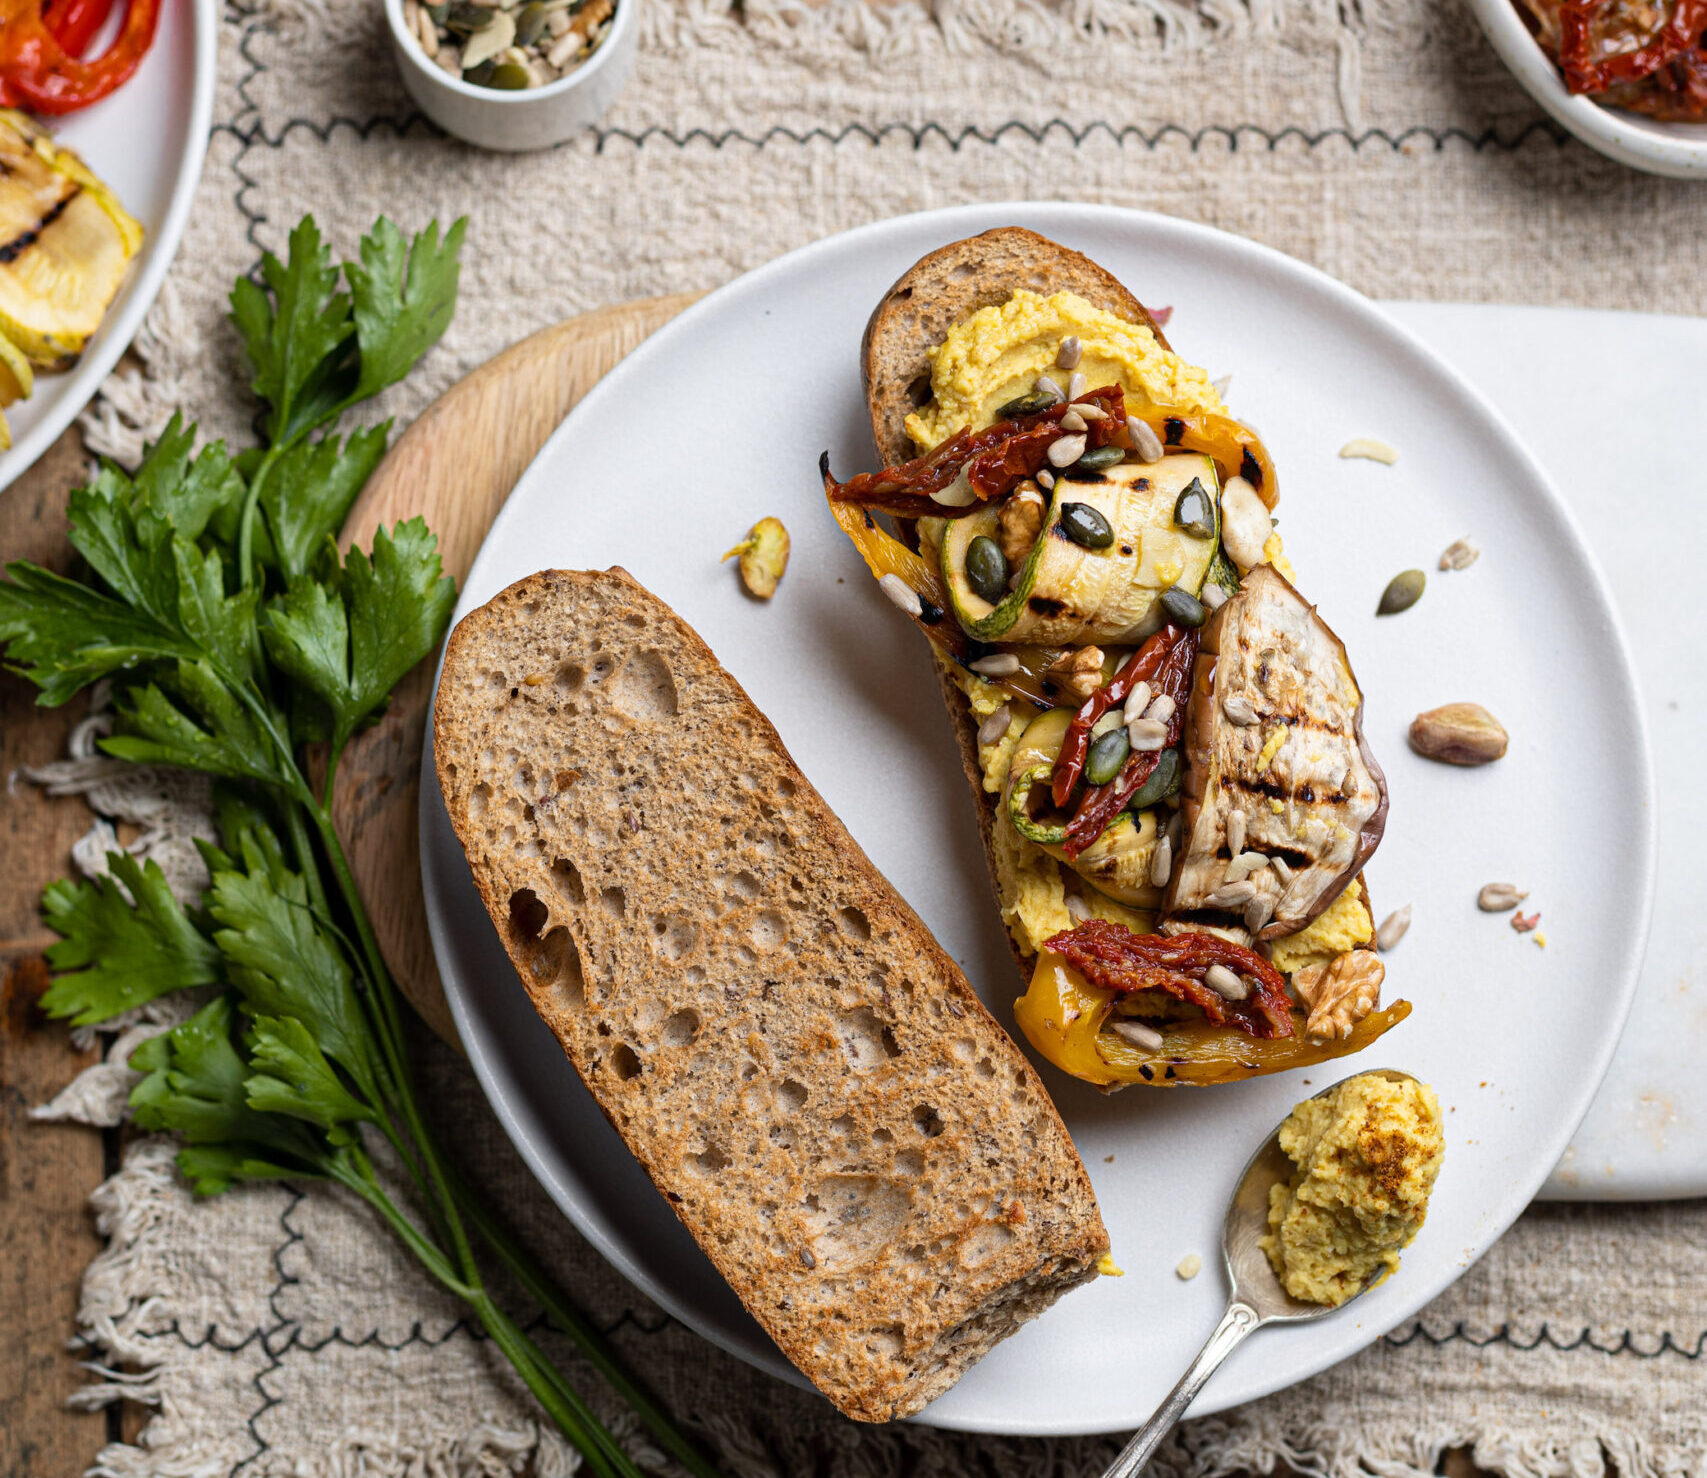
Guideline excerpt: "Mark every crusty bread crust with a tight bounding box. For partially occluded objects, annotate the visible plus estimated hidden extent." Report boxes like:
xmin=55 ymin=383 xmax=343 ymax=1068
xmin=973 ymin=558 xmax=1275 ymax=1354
xmin=861 ymin=227 xmax=1173 ymax=466
xmin=434 ymin=568 xmax=1108 ymax=1423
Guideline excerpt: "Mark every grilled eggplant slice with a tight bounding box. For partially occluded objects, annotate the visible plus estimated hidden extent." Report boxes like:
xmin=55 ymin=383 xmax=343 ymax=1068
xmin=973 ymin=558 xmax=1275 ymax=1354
xmin=0 ymin=110 xmax=143 ymax=371
xmin=1165 ymin=564 xmax=1387 ymax=939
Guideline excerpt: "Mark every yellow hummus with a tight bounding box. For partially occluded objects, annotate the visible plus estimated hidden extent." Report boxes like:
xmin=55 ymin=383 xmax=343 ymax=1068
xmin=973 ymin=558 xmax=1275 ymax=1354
xmin=1261 ymin=1074 xmax=1444 ymax=1307
xmin=1268 ymin=886 xmax=1375 ymax=976
xmin=904 ymin=290 xmax=1223 ymax=451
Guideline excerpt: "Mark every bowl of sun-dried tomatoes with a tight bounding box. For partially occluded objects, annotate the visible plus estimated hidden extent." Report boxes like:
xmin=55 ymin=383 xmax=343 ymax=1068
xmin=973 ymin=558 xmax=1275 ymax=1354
xmin=1471 ymin=0 xmax=1707 ymax=175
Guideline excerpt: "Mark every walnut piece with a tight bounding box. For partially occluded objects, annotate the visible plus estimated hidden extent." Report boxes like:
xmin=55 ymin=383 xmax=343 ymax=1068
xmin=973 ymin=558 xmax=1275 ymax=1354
xmin=1292 ymin=950 xmax=1384 ymax=1040
xmin=1044 ymin=645 xmax=1104 ymax=702
xmin=998 ymin=484 xmax=1047 ymax=568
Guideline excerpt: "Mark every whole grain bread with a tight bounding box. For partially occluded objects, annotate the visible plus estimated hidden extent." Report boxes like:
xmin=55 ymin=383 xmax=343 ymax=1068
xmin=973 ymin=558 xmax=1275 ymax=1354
xmin=433 ymin=568 xmax=1108 ymax=1423
xmin=861 ymin=226 xmax=1173 ymax=465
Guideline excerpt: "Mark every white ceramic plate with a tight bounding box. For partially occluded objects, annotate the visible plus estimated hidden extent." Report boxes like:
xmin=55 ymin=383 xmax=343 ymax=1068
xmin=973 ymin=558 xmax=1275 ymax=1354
xmin=421 ymin=204 xmax=1656 ymax=1435
xmin=1467 ymin=0 xmax=1707 ymax=179
xmin=0 ymin=0 xmax=216 ymax=493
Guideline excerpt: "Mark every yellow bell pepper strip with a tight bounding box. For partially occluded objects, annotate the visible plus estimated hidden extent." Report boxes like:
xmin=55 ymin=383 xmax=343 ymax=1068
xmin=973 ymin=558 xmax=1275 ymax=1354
xmin=1016 ymin=944 xmax=1412 ymax=1088
xmin=1125 ymin=404 xmax=1279 ymax=510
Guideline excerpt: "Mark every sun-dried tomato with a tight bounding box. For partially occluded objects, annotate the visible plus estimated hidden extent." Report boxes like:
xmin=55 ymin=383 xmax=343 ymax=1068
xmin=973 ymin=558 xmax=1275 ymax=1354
xmin=825 ymin=385 xmax=1127 ymax=519
xmin=1558 ymin=0 xmax=1707 ymax=92
xmin=1044 ymin=920 xmax=1295 ymax=1039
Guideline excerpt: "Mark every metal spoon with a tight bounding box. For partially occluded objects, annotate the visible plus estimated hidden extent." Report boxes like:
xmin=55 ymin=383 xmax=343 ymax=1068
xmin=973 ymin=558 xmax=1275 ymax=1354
xmin=1100 ymin=1068 xmax=1419 ymax=1478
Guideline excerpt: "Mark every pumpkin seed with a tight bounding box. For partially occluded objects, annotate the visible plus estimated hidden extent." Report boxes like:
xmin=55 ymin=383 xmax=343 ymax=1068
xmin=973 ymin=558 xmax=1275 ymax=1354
xmin=1377 ymin=568 xmax=1425 ymax=616
xmin=1075 ymin=445 xmax=1124 ymax=473
xmin=446 ymin=2 xmax=495 ymax=32
xmin=1085 ymin=728 xmax=1131 ymax=785
xmin=459 ymin=4 xmax=514 ymax=65
xmin=1059 ymin=501 xmax=1113 ymax=548
xmin=427 ymin=1 xmax=451 ymax=18
xmin=965 ymin=535 xmax=1008 ymax=602
xmin=1159 ymin=585 xmax=1206 ymax=627
xmin=516 ymin=1 xmax=550 ymax=42
xmin=994 ymin=390 xmax=1057 ymax=420
xmin=486 ymin=60 xmax=532 ymax=86
xmin=1128 ymin=747 xmax=1181 ymax=809
xmin=1171 ymin=477 xmax=1216 ymax=539
xmin=462 ymin=56 xmax=497 ymax=82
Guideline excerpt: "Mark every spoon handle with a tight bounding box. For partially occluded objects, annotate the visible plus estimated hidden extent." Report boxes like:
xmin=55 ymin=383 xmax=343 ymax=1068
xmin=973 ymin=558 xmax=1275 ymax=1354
xmin=1098 ymin=1299 xmax=1261 ymax=1478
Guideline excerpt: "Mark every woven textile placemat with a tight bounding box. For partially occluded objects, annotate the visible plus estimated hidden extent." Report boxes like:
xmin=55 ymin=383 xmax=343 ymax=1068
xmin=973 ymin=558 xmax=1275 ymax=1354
xmin=30 ymin=0 xmax=1707 ymax=1471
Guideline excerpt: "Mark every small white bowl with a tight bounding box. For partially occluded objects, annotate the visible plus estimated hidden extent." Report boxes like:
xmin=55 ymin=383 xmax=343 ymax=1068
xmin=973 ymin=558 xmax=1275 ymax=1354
xmin=1467 ymin=0 xmax=1707 ymax=178
xmin=385 ymin=0 xmax=636 ymax=152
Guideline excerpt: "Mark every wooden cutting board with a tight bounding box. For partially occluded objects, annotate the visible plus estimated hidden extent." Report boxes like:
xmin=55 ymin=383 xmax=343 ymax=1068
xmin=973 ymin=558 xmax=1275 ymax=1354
xmin=333 ymin=293 xmax=700 ymax=1044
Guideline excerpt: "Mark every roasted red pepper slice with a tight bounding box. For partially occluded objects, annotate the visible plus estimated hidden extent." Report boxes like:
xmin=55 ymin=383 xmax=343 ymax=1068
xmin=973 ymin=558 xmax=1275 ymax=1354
xmin=1 ymin=0 xmax=160 ymax=114
xmin=826 ymin=385 xmax=1128 ymax=519
xmin=1559 ymin=0 xmax=1707 ymax=92
xmin=1044 ymin=919 xmax=1294 ymax=1039
xmin=44 ymin=0 xmax=118 ymax=54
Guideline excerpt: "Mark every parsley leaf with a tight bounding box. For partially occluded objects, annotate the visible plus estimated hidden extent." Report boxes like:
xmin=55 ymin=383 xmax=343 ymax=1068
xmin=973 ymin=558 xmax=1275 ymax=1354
xmin=262 ymin=519 xmax=454 ymax=750
xmin=40 ymin=853 xmax=223 ymax=1026
xmin=246 ymin=1015 xmax=376 ymax=1139
xmin=104 ymin=662 xmax=282 ymax=784
xmin=130 ymin=997 xmax=332 ymax=1194
xmin=229 ymin=216 xmax=356 ymax=446
xmin=131 ymin=416 xmax=246 ymax=545
xmin=347 ymin=217 xmax=466 ymax=403
xmin=259 ymin=424 xmax=390 ymax=582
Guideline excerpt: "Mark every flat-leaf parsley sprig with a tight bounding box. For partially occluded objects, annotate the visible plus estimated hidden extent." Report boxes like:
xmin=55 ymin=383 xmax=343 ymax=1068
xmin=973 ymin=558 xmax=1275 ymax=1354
xmin=0 ymin=215 xmax=719 ymax=1478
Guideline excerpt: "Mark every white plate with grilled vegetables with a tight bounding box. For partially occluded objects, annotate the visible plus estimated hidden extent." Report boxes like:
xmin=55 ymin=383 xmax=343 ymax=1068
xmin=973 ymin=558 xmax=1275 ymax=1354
xmin=0 ymin=0 xmax=214 ymax=490
xmin=421 ymin=204 xmax=1655 ymax=1434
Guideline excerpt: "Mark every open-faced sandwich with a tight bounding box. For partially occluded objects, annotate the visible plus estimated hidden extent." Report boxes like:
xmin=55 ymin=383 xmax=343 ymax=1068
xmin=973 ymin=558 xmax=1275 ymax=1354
xmin=822 ymin=228 xmax=1408 ymax=1089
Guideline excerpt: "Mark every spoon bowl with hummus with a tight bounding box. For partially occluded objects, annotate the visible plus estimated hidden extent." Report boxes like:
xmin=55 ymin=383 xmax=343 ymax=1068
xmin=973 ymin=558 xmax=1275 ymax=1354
xmin=1101 ymin=1069 xmax=1444 ymax=1478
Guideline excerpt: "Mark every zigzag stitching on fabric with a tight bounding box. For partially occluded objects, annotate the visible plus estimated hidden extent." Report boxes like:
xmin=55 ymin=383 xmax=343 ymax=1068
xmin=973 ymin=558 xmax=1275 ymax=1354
xmin=231 ymin=1184 xmax=308 ymax=1476
xmin=1385 ymin=1321 xmax=1707 ymax=1360
xmin=219 ymin=111 xmax=1573 ymax=156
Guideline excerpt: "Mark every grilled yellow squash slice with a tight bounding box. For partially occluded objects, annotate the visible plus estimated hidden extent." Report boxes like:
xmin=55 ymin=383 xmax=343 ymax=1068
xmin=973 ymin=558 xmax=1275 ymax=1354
xmin=0 ymin=110 xmax=143 ymax=373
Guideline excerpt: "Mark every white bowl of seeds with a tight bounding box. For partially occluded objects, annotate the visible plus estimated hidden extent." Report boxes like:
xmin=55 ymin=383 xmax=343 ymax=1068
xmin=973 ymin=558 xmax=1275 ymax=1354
xmin=386 ymin=0 xmax=635 ymax=151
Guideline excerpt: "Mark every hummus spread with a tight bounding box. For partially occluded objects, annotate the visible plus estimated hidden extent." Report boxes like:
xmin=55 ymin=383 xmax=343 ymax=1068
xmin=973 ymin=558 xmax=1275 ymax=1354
xmin=1260 ymin=1073 xmax=1444 ymax=1307
xmin=904 ymin=289 xmax=1223 ymax=452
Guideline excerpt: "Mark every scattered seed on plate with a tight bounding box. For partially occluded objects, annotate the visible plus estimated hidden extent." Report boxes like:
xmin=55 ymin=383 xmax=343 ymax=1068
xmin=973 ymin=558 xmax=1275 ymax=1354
xmin=1377 ymin=568 xmax=1426 ymax=616
xmin=977 ymin=704 xmax=1013 ymax=746
xmin=1511 ymin=910 xmax=1540 ymax=933
xmin=1439 ymin=538 xmax=1480 ymax=572
xmin=1376 ymin=905 xmax=1412 ymax=951
xmin=878 ymin=573 xmax=921 ymax=617
xmin=1478 ymin=882 xmax=1528 ymax=912
xmin=1176 ymin=1252 xmax=1204 ymax=1280
xmin=1339 ymin=436 xmax=1399 ymax=464
xmin=721 ymin=516 xmax=789 ymax=598
xmin=1056 ymin=335 xmax=1082 ymax=370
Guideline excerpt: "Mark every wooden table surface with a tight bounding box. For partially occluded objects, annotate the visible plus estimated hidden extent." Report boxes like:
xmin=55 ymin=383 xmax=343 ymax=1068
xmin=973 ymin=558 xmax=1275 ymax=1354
xmin=0 ymin=428 xmax=1497 ymax=1478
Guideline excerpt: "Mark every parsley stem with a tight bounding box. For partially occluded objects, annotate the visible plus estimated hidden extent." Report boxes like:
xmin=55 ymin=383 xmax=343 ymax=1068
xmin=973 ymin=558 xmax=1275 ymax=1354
xmin=332 ymin=1151 xmax=473 ymax=1300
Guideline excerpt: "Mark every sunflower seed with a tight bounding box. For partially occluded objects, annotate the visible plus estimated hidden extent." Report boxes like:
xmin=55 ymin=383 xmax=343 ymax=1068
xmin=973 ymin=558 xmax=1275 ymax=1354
xmin=1059 ymin=409 xmax=1088 ymax=434
xmin=1127 ymin=418 xmax=1165 ymax=463
xmin=978 ymin=705 xmax=1013 ymax=746
xmin=1074 ymin=404 xmax=1109 ymax=423
xmin=1223 ymin=693 xmax=1259 ymax=726
xmin=1048 ymin=434 xmax=1087 ymax=468
xmin=1089 ymin=711 xmax=1124 ymax=741
xmin=1269 ymin=856 xmax=1293 ymax=886
xmin=417 ymin=5 xmax=440 ymax=52
xmin=1144 ymin=693 xmax=1176 ymax=726
xmin=1339 ymin=436 xmax=1399 ymax=465
xmin=1478 ymin=882 xmax=1528 ymax=912
xmin=1176 ymin=1252 xmax=1204 ymax=1280
xmin=1439 ymin=538 xmax=1480 ymax=572
xmin=970 ymin=652 xmax=1020 ymax=677
xmin=1056 ymin=336 xmax=1083 ymax=370
xmin=1120 ymin=685 xmax=1152 ymax=729
xmin=1376 ymin=905 xmax=1412 ymax=951
xmin=1207 ymin=881 xmax=1258 ymax=909
xmin=1110 ymin=1018 xmax=1165 ymax=1051
xmin=1066 ymin=893 xmax=1091 ymax=923
xmin=1035 ymin=375 xmax=1064 ymax=402
xmin=1205 ymin=964 xmax=1248 ymax=1000
xmin=1226 ymin=809 xmax=1246 ymax=857
xmin=545 ymin=29 xmax=582 ymax=65
xmin=1037 ymin=469 xmax=1056 ymax=490
xmin=1201 ymin=582 xmax=1228 ymax=611
xmin=1127 ymin=718 xmax=1169 ymax=751
xmin=1213 ymin=374 xmax=1233 ymax=400
xmin=879 ymin=574 xmax=921 ymax=617
xmin=1150 ymin=833 xmax=1173 ymax=887
xmin=1244 ymin=893 xmax=1274 ymax=933
xmin=1225 ymin=851 xmax=1268 ymax=884
xmin=1067 ymin=371 xmax=1087 ymax=401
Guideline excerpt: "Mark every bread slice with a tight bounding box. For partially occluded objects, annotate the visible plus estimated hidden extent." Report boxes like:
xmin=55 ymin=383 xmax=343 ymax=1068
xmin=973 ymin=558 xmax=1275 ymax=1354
xmin=861 ymin=226 xmax=1173 ymax=466
xmin=433 ymin=568 xmax=1109 ymax=1423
